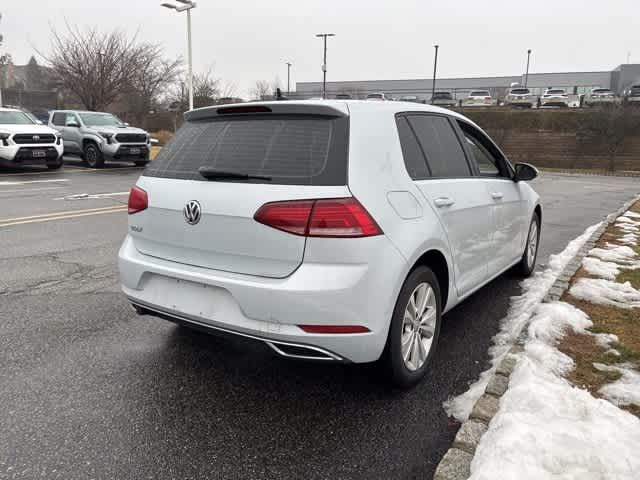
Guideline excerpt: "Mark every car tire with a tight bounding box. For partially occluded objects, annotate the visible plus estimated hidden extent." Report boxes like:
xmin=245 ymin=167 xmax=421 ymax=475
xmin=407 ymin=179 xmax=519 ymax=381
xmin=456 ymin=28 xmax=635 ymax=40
xmin=83 ymin=142 xmax=104 ymax=168
xmin=46 ymin=158 xmax=63 ymax=170
xmin=516 ymin=212 xmax=540 ymax=277
xmin=383 ymin=266 xmax=442 ymax=388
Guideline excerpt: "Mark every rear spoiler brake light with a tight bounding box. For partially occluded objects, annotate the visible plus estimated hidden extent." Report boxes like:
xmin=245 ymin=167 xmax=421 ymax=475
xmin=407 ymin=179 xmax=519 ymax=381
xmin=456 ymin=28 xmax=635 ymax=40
xmin=217 ymin=105 xmax=273 ymax=115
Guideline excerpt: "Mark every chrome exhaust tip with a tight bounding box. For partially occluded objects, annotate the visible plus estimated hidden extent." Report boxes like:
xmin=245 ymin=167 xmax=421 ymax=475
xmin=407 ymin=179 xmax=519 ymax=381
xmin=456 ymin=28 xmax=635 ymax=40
xmin=265 ymin=341 xmax=343 ymax=361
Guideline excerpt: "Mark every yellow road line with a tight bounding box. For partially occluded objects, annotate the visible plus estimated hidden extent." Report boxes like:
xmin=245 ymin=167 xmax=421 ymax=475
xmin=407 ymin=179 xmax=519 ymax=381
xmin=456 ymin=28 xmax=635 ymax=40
xmin=0 ymin=168 xmax=88 ymax=177
xmin=0 ymin=208 xmax=128 ymax=227
xmin=0 ymin=166 xmax=143 ymax=178
xmin=0 ymin=205 xmax=127 ymax=224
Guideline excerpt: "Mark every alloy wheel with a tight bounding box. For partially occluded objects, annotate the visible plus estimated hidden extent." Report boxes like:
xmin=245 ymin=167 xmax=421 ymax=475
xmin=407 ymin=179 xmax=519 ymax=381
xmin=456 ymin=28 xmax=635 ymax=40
xmin=527 ymin=220 xmax=538 ymax=268
xmin=401 ymin=282 xmax=437 ymax=371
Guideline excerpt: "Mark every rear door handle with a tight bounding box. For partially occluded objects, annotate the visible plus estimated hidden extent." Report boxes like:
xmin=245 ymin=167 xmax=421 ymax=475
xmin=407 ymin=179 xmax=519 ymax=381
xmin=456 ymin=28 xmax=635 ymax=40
xmin=491 ymin=192 xmax=504 ymax=200
xmin=434 ymin=197 xmax=455 ymax=207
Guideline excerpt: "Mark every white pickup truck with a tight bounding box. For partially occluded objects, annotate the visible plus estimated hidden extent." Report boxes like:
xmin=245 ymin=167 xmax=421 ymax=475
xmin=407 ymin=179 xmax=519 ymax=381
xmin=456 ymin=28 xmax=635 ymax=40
xmin=0 ymin=107 xmax=64 ymax=169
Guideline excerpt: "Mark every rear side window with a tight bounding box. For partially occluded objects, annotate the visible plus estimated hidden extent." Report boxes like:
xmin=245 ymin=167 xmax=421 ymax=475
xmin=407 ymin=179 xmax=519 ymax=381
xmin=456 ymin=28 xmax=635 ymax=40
xmin=52 ymin=112 xmax=66 ymax=126
xmin=396 ymin=116 xmax=429 ymax=179
xmin=406 ymin=115 xmax=471 ymax=178
xmin=144 ymin=115 xmax=349 ymax=185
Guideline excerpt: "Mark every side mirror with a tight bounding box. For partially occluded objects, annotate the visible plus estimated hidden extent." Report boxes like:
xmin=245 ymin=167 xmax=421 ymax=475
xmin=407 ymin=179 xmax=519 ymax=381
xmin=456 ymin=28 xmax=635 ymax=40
xmin=66 ymin=122 xmax=80 ymax=128
xmin=36 ymin=120 xmax=44 ymax=125
xmin=124 ymin=122 xmax=130 ymax=127
xmin=514 ymin=163 xmax=538 ymax=182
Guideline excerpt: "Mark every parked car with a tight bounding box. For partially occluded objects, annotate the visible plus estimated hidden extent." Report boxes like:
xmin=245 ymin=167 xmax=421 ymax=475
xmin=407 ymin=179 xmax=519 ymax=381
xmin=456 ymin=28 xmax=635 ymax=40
xmin=624 ymin=84 xmax=640 ymax=104
xmin=466 ymin=90 xmax=494 ymax=106
xmin=48 ymin=110 xmax=151 ymax=168
xmin=505 ymin=87 xmax=536 ymax=108
xmin=366 ymin=93 xmax=387 ymax=101
xmin=583 ymin=88 xmax=618 ymax=107
xmin=399 ymin=95 xmax=421 ymax=103
xmin=431 ymin=91 xmax=457 ymax=108
xmin=119 ymin=100 xmax=541 ymax=387
xmin=0 ymin=107 xmax=64 ymax=169
xmin=541 ymin=88 xmax=569 ymax=107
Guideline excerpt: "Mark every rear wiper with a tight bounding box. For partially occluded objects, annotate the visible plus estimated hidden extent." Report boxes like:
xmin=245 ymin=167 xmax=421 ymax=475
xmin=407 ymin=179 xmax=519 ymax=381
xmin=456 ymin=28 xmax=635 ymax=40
xmin=198 ymin=167 xmax=272 ymax=181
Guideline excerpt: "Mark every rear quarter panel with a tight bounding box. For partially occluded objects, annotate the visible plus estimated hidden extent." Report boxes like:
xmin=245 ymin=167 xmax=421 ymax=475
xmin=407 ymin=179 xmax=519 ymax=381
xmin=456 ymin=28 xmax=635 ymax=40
xmin=345 ymin=104 xmax=457 ymax=311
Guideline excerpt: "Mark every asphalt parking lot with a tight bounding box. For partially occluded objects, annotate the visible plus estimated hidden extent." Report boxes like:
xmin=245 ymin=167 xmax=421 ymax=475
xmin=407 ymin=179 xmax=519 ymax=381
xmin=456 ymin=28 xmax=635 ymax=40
xmin=1 ymin=162 xmax=638 ymax=480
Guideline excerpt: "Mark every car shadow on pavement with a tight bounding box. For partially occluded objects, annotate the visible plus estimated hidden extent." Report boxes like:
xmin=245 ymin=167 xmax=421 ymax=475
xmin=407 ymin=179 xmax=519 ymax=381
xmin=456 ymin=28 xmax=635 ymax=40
xmin=107 ymin=273 xmax=521 ymax=478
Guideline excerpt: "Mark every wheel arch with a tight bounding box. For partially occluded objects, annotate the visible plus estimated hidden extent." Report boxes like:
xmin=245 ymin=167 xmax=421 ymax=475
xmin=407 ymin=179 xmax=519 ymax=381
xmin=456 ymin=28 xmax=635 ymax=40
xmin=409 ymin=249 xmax=450 ymax=311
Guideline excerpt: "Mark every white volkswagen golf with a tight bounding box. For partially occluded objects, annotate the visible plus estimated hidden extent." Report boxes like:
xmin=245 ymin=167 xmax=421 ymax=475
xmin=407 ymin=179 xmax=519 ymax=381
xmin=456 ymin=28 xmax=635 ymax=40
xmin=119 ymin=100 xmax=541 ymax=387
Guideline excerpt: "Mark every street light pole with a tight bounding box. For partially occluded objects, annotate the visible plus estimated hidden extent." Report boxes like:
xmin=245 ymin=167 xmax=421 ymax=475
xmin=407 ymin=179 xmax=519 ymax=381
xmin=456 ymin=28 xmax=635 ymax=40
xmin=316 ymin=33 xmax=335 ymax=99
xmin=525 ymin=49 xmax=532 ymax=87
xmin=286 ymin=62 xmax=292 ymax=96
xmin=0 ymin=12 xmax=4 ymax=107
xmin=186 ymin=7 xmax=194 ymax=110
xmin=161 ymin=1 xmax=197 ymax=110
xmin=431 ymin=44 xmax=439 ymax=104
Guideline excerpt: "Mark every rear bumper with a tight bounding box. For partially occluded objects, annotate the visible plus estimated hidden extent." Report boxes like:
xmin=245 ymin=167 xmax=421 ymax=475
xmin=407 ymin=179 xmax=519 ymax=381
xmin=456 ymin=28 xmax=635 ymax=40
xmin=118 ymin=234 xmax=407 ymax=363
xmin=541 ymin=99 xmax=568 ymax=107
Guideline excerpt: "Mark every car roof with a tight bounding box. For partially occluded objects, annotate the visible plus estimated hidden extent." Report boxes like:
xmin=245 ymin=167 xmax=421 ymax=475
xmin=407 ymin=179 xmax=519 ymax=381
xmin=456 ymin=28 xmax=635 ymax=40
xmin=188 ymin=99 xmax=476 ymax=128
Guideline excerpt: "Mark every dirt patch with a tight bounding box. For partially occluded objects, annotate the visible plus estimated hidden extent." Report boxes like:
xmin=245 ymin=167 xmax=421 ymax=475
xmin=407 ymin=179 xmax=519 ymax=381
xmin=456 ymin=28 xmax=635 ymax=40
xmin=559 ymin=331 xmax=617 ymax=391
xmin=618 ymin=268 xmax=640 ymax=290
xmin=557 ymin=206 xmax=640 ymax=416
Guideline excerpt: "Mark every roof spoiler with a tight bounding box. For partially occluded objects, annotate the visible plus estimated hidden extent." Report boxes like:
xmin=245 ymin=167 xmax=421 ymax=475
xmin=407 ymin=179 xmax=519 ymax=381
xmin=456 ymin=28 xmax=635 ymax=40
xmin=185 ymin=102 xmax=348 ymax=121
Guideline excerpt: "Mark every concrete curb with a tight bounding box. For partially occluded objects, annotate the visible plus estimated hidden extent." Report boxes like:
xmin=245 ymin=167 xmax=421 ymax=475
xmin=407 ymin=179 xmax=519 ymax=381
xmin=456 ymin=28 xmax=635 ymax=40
xmin=433 ymin=194 xmax=640 ymax=480
xmin=538 ymin=169 xmax=640 ymax=178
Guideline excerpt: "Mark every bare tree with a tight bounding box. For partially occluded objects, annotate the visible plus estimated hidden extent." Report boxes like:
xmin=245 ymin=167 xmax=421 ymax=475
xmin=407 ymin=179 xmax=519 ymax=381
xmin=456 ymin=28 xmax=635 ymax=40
xmin=251 ymin=80 xmax=271 ymax=100
xmin=42 ymin=23 xmax=146 ymax=111
xmin=168 ymin=66 xmax=222 ymax=110
xmin=126 ymin=45 xmax=182 ymax=123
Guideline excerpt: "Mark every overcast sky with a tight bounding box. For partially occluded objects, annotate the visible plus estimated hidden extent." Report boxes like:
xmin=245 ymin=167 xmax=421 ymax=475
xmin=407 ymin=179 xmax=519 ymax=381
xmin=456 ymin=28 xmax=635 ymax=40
xmin=1 ymin=0 xmax=637 ymax=97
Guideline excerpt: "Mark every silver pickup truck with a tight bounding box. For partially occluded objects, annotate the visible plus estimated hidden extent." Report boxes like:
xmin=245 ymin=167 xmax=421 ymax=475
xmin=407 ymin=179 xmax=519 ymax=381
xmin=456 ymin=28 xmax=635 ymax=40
xmin=48 ymin=110 xmax=151 ymax=168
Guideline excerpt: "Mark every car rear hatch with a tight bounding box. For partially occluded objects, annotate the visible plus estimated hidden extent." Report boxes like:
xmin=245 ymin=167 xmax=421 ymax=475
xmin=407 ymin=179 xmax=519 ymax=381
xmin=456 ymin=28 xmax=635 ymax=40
xmin=128 ymin=103 xmax=351 ymax=279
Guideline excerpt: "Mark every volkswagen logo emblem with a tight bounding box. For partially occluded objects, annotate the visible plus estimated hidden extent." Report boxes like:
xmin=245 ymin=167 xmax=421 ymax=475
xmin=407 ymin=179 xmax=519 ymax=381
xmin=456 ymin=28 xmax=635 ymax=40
xmin=32 ymin=135 xmax=40 ymax=142
xmin=183 ymin=200 xmax=202 ymax=225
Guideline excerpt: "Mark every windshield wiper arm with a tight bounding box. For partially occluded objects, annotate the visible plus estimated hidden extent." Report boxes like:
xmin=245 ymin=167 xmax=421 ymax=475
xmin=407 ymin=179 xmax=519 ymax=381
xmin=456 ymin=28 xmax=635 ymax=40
xmin=198 ymin=167 xmax=272 ymax=181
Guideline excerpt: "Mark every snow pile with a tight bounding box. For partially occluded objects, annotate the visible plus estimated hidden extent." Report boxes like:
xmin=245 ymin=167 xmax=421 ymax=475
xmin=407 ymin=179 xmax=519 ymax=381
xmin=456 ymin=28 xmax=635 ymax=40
xmin=581 ymin=237 xmax=639 ymax=282
xmin=587 ymin=245 xmax=637 ymax=264
xmin=570 ymin=278 xmax=640 ymax=308
xmin=599 ymin=366 xmax=640 ymax=407
xmin=581 ymin=256 xmax=620 ymax=279
xmin=443 ymin=223 xmax=601 ymax=422
xmin=469 ymin=302 xmax=640 ymax=480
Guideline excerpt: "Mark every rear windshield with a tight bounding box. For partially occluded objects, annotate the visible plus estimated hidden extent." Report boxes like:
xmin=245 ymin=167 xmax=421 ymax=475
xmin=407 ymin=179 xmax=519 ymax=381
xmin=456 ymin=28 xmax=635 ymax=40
xmin=470 ymin=91 xmax=490 ymax=96
xmin=547 ymin=89 xmax=565 ymax=94
xmin=433 ymin=92 xmax=452 ymax=99
xmin=144 ymin=114 xmax=349 ymax=185
xmin=592 ymin=89 xmax=611 ymax=93
xmin=367 ymin=94 xmax=384 ymax=99
xmin=510 ymin=88 xmax=530 ymax=94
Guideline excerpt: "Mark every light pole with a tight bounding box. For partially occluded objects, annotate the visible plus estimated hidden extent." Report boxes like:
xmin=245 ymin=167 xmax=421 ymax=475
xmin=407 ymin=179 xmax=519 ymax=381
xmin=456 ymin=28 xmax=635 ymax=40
xmin=0 ymin=12 xmax=4 ymax=106
xmin=431 ymin=44 xmax=439 ymax=104
xmin=316 ymin=33 xmax=335 ymax=99
xmin=161 ymin=0 xmax=197 ymax=111
xmin=285 ymin=61 xmax=292 ymax=96
xmin=524 ymin=49 xmax=532 ymax=87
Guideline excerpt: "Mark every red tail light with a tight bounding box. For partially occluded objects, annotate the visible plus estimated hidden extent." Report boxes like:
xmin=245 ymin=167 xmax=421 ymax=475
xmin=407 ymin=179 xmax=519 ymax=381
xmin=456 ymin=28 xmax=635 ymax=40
xmin=298 ymin=325 xmax=371 ymax=334
xmin=128 ymin=186 xmax=148 ymax=214
xmin=254 ymin=197 xmax=382 ymax=238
